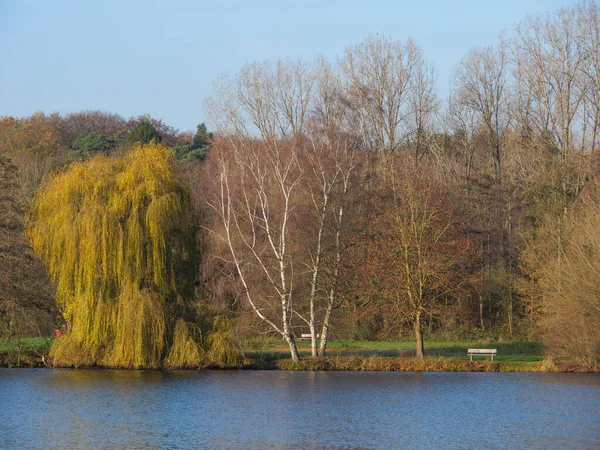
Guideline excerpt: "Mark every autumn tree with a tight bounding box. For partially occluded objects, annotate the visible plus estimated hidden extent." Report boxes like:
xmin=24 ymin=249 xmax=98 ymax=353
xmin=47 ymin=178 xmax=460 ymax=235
xmin=523 ymin=180 xmax=600 ymax=366
xmin=27 ymin=143 xmax=204 ymax=368
xmin=0 ymin=152 xmax=58 ymax=338
xmin=0 ymin=113 xmax=71 ymax=215
xmin=351 ymin=164 xmax=477 ymax=357
xmin=0 ymin=114 xmax=72 ymax=340
xmin=54 ymin=110 xmax=126 ymax=147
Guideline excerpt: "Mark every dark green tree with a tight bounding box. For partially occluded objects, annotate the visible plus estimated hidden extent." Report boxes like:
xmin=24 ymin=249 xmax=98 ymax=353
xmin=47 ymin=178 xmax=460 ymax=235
xmin=173 ymin=122 xmax=213 ymax=161
xmin=126 ymin=118 xmax=162 ymax=146
xmin=192 ymin=123 xmax=212 ymax=150
xmin=71 ymin=132 xmax=116 ymax=158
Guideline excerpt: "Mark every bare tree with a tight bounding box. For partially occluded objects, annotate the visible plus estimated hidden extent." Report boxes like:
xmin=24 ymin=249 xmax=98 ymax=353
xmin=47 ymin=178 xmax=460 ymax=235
xmin=409 ymin=60 xmax=439 ymax=165
xmin=299 ymin=59 xmax=363 ymax=356
xmin=352 ymin=163 xmax=475 ymax=358
xmin=526 ymin=185 xmax=600 ymax=366
xmin=205 ymin=57 xmax=368 ymax=359
xmin=511 ymin=6 xmax=587 ymax=160
xmin=54 ymin=110 xmax=126 ymax=146
xmin=576 ymin=1 xmax=600 ymax=155
xmin=204 ymin=58 xmax=321 ymax=362
xmin=206 ymin=59 xmax=316 ymax=143
xmin=340 ymin=34 xmax=424 ymax=157
xmin=204 ymin=139 xmax=303 ymax=362
xmin=446 ymin=91 xmax=478 ymax=184
xmin=451 ymin=44 xmax=509 ymax=180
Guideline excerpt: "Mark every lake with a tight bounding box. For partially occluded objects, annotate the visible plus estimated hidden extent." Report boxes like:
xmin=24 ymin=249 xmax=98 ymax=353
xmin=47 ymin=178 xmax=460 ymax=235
xmin=0 ymin=369 xmax=598 ymax=449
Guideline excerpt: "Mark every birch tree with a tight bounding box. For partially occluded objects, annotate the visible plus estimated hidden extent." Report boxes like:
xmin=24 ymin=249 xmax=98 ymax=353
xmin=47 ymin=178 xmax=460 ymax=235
xmin=205 ymin=57 xmax=364 ymax=359
xmin=301 ymin=59 xmax=363 ymax=356
xmin=205 ymin=140 xmax=303 ymax=362
xmin=204 ymin=58 xmax=317 ymax=362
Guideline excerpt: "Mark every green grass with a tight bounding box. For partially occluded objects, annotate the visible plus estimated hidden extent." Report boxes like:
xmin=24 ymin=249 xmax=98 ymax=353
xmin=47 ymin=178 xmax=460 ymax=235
xmin=0 ymin=337 xmax=53 ymax=354
xmin=0 ymin=337 xmax=54 ymax=367
xmin=242 ymin=338 xmax=544 ymax=363
xmin=0 ymin=336 xmax=548 ymax=370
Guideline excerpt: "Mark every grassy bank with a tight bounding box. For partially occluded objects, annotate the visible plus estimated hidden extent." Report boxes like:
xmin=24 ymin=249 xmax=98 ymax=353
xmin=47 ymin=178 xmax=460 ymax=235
xmin=242 ymin=338 xmax=597 ymax=372
xmin=1 ymin=337 xmax=597 ymax=372
xmin=0 ymin=337 xmax=53 ymax=367
xmin=243 ymin=338 xmax=544 ymax=362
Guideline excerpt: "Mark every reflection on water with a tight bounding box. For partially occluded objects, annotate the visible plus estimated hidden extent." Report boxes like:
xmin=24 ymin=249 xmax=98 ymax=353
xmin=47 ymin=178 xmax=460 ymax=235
xmin=0 ymin=370 xmax=599 ymax=449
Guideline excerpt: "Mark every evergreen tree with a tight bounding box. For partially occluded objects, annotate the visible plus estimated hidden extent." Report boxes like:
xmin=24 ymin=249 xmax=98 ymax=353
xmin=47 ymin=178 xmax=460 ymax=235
xmin=173 ymin=122 xmax=212 ymax=161
xmin=191 ymin=123 xmax=212 ymax=150
xmin=71 ymin=132 xmax=116 ymax=158
xmin=126 ymin=118 xmax=162 ymax=146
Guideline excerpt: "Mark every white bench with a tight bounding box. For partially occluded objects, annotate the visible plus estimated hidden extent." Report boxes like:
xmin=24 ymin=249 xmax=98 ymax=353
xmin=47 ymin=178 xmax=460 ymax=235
xmin=299 ymin=334 xmax=319 ymax=340
xmin=468 ymin=348 xmax=497 ymax=362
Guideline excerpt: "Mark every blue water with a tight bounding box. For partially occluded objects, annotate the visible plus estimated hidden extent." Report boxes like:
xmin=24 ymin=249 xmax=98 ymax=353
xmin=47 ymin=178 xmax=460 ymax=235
xmin=0 ymin=369 xmax=598 ymax=449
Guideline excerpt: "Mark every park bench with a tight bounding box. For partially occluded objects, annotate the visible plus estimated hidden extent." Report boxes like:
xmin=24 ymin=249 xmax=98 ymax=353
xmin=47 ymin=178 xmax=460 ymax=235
xmin=299 ymin=334 xmax=320 ymax=340
xmin=467 ymin=348 xmax=497 ymax=362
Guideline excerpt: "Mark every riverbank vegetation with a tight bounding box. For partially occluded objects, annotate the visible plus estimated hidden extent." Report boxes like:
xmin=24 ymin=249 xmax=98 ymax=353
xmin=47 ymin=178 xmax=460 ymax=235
xmin=2 ymin=336 xmax=597 ymax=372
xmin=1 ymin=2 xmax=599 ymax=369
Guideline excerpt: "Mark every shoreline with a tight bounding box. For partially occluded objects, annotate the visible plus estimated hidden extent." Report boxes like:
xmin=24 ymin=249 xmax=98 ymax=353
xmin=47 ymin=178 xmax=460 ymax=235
xmin=2 ymin=352 xmax=597 ymax=373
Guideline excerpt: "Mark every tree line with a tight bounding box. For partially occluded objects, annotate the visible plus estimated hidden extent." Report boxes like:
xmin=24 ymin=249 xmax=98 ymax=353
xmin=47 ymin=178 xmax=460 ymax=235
xmin=1 ymin=1 xmax=598 ymax=366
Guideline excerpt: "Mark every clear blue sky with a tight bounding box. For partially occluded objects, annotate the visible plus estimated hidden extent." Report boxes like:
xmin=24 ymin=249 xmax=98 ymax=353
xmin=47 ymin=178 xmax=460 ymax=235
xmin=0 ymin=0 xmax=583 ymax=133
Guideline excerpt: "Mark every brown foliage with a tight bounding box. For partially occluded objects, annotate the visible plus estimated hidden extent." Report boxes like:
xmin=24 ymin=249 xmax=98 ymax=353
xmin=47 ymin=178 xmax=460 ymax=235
xmin=0 ymin=153 xmax=59 ymax=338
xmin=53 ymin=110 xmax=127 ymax=146
xmin=531 ymin=185 xmax=600 ymax=365
xmin=342 ymin=162 xmax=480 ymax=353
xmin=0 ymin=115 xmax=68 ymax=338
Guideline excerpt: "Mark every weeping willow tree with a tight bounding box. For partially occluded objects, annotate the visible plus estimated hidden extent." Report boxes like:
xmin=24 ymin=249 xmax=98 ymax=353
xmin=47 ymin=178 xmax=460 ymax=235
xmin=27 ymin=142 xmax=203 ymax=368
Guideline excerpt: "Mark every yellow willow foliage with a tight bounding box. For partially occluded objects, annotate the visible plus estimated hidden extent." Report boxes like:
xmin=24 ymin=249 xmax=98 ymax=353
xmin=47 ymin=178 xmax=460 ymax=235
xmin=27 ymin=143 xmax=199 ymax=368
xmin=164 ymin=319 xmax=204 ymax=369
xmin=207 ymin=316 xmax=241 ymax=368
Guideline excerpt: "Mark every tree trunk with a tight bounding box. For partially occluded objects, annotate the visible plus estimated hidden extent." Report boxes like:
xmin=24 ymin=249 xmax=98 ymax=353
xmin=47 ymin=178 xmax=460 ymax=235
xmin=284 ymin=333 xmax=300 ymax=363
xmin=310 ymin=322 xmax=318 ymax=358
xmin=319 ymin=177 xmax=349 ymax=357
xmin=480 ymin=245 xmax=485 ymax=330
xmin=318 ymin=293 xmax=335 ymax=356
xmin=414 ymin=310 xmax=425 ymax=359
xmin=479 ymin=298 xmax=485 ymax=331
xmin=281 ymin=293 xmax=299 ymax=363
